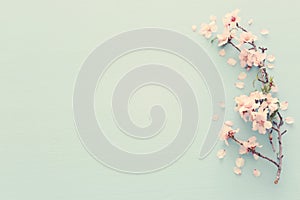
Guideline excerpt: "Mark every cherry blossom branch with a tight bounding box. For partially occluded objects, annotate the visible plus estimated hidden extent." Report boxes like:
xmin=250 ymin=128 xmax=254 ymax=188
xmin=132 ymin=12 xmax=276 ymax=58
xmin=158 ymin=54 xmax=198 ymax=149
xmin=229 ymin=135 xmax=279 ymax=168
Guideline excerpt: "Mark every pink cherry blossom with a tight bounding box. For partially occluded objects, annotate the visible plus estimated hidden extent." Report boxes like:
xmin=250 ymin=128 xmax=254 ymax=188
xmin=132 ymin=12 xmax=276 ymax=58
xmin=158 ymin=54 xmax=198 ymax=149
xmin=267 ymin=64 xmax=275 ymax=69
xmin=200 ymin=21 xmax=217 ymax=38
xmin=239 ymin=136 xmax=262 ymax=155
xmin=252 ymin=107 xmax=272 ymax=134
xmin=219 ymin=124 xmax=239 ymax=146
xmin=223 ymin=9 xmax=241 ymax=27
xmin=217 ymin=149 xmax=226 ymax=159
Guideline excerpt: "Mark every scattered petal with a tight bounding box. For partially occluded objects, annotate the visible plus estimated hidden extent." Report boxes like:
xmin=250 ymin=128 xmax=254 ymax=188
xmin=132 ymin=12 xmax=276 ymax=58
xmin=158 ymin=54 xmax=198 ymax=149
xmin=267 ymin=64 xmax=275 ymax=69
xmin=253 ymin=154 xmax=259 ymax=160
xmin=219 ymin=49 xmax=226 ymax=56
xmin=225 ymin=121 xmax=234 ymax=127
xmin=212 ymin=114 xmax=219 ymax=121
xmin=253 ymin=169 xmax=261 ymax=177
xmin=238 ymin=72 xmax=247 ymax=80
xmin=217 ymin=149 xmax=226 ymax=159
xmin=235 ymin=157 xmax=245 ymax=168
xmin=267 ymin=55 xmax=276 ymax=62
xmin=260 ymin=29 xmax=269 ymax=35
xmin=227 ymin=58 xmax=237 ymax=66
xmin=285 ymin=117 xmax=294 ymax=124
xmin=235 ymin=82 xmax=245 ymax=89
xmin=219 ymin=101 xmax=225 ymax=108
xmin=233 ymin=167 xmax=242 ymax=175
xmin=280 ymin=101 xmax=288 ymax=111
xmin=248 ymin=18 xmax=253 ymax=25
xmin=192 ymin=25 xmax=197 ymax=32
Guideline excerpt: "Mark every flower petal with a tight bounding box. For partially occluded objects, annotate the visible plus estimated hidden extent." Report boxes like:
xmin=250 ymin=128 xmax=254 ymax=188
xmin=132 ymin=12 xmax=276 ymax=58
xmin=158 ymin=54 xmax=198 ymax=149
xmin=285 ymin=117 xmax=294 ymax=124
xmin=267 ymin=54 xmax=276 ymax=62
xmin=219 ymin=49 xmax=226 ymax=56
xmin=238 ymin=72 xmax=247 ymax=80
xmin=253 ymin=169 xmax=261 ymax=177
xmin=227 ymin=58 xmax=237 ymax=66
xmin=225 ymin=120 xmax=234 ymax=127
xmin=233 ymin=167 xmax=242 ymax=175
xmin=253 ymin=154 xmax=259 ymax=160
xmin=235 ymin=157 xmax=245 ymax=168
xmin=267 ymin=64 xmax=275 ymax=69
xmin=192 ymin=25 xmax=197 ymax=32
xmin=248 ymin=19 xmax=253 ymax=25
xmin=217 ymin=149 xmax=226 ymax=159
xmin=260 ymin=29 xmax=269 ymax=35
xmin=235 ymin=82 xmax=245 ymax=89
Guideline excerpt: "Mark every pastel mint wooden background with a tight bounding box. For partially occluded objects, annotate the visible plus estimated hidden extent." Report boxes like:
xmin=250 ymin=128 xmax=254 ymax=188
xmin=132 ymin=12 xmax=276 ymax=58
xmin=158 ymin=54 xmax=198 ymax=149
xmin=0 ymin=0 xmax=299 ymax=199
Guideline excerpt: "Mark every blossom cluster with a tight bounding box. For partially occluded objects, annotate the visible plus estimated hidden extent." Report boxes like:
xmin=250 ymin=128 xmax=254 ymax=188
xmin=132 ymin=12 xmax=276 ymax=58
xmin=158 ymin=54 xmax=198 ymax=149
xmin=195 ymin=9 xmax=294 ymax=183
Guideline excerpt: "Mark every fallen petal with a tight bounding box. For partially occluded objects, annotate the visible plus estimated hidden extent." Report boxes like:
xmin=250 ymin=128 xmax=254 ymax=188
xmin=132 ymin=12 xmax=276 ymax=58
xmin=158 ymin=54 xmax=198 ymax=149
xmin=217 ymin=149 xmax=226 ymax=159
xmin=227 ymin=58 xmax=237 ymax=66
xmin=253 ymin=169 xmax=261 ymax=177
xmin=260 ymin=29 xmax=269 ymax=35
xmin=238 ymin=72 xmax=247 ymax=80
xmin=285 ymin=117 xmax=294 ymax=124
xmin=219 ymin=49 xmax=226 ymax=56
xmin=233 ymin=167 xmax=242 ymax=175
xmin=267 ymin=64 xmax=275 ymax=69
xmin=248 ymin=18 xmax=253 ymax=25
xmin=280 ymin=101 xmax=288 ymax=111
xmin=267 ymin=54 xmax=276 ymax=62
xmin=192 ymin=25 xmax=197 ymax=32
xmin=235 ymin=82 xmax=245 ymax=89
xmin=235 ymin=157 xmax=245 ymax=168
xmin=225 ymin=121 xmax=234 ymax=127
